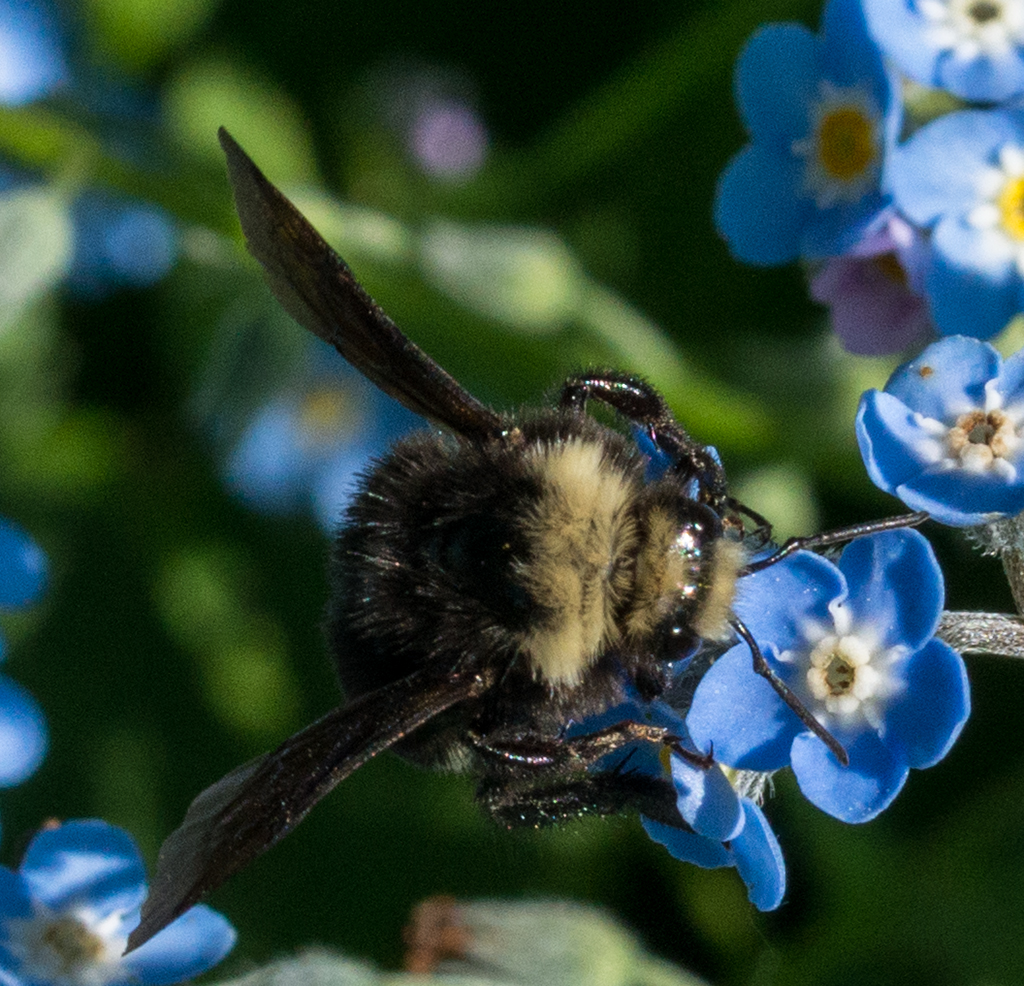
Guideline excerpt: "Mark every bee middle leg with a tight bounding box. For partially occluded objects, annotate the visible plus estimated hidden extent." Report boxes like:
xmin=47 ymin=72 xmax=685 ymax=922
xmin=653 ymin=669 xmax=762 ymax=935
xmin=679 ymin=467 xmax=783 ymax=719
xmin=476 ymin=758 xmax=684 ymax=830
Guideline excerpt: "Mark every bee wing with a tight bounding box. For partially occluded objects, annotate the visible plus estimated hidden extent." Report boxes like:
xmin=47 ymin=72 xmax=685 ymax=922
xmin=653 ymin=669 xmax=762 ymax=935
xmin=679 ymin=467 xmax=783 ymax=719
xmin=219 ymin=128 xmax=503 ymax=442
xmin=126 ymin=664 xmax=493 ymax=954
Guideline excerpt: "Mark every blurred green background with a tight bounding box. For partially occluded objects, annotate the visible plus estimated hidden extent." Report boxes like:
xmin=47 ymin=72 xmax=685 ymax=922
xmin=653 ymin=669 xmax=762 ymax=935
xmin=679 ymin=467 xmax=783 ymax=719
xmin=2 ymin=0 xmax=1024 ymax=983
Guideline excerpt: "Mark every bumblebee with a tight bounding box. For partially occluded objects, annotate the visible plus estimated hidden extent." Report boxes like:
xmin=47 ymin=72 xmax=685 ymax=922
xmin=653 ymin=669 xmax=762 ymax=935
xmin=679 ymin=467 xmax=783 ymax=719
xmin=127 ymin=130 xmax=923 ymax=950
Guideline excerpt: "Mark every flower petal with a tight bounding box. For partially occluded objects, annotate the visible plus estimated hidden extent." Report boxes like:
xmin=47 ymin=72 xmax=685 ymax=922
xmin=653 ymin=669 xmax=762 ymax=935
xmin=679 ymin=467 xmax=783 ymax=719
xmin=884 ymin=335 xmax=1000 ymax=419
xmin=822 ymin=0 xmax=891 ymax=104
xmin=884 ymin=639 xmax=970 ymax=769
xmin=927 ymin=220 xmax=1020 ymax=339
xmin=714 ymin=144 xmax=810 ymax=266
xmin=21 ymin=820 xmax=147 ymax=914
xmin=686 ymin=645 xmax=802 ymax=771
xmin=0 ymin=868 xmax=32 ymax=921
xmin=671 ymin=756 xmax=744 ymax=842
xmin=801 ymin=193 xmax=891 ymax=260
xmin=640 ymin=817 xmax=731 ymax=869
xmin=888 ymin=110 xmax=1024 ymax=225
xmin=855 ymin=389 xmax=940 ymax=493
xmin=837 ymin=529 xmax=942 ymax=653
xmin=997 ymin=345 xmax=1024 ymax=407
xmin=810 ymin=253 xmax=931 ymax=357
xmin=122 ymin=905 xmax=236 ymax=986
xmin=735 ymin=24 xmax=818 ymax=143
xmin=895 ymin=469 xmax=1024 ymax=527
xmin=734 ymin=550 xmax=846 ymax=650
xmin=791 ymin=728 xmax=908 ymax=822
xmin=731 ymin=800 xmax=786 ymax=911
xmin=226 ymin=400 xmax=314 ymax=513
xmin=863 ymin=0 xmax=940 ymax=88
xmin=0 ymin=675 xmax=47 ymax=786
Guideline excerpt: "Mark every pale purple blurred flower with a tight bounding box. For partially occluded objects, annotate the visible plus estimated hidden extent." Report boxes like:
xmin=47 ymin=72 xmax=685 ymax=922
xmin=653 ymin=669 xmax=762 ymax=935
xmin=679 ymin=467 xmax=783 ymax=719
xmin=811 ymin=211 xmax=933 ymax=355
xmin=409 ymin=97 xmax=488 ymax=180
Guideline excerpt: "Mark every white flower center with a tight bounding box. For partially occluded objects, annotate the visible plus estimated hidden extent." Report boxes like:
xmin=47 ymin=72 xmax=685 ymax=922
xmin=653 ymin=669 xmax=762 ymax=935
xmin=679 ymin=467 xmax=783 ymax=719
xmin=907 ymin=374 xmax=1024 ymax=480
xmin=919 ymin=0 xmax=1024 ymax=58
xmin=967 ymin=144 xmax=1024 ymax=276
xmin=946 ymin=406 xmax=1023 ymax=471
xmin=3 ymin=906 xmax=127 ymax=986
xmin=804 ymin=633 xmax=885 ymax=717
xmin=791 ymin=81 xmax=882 ymax=209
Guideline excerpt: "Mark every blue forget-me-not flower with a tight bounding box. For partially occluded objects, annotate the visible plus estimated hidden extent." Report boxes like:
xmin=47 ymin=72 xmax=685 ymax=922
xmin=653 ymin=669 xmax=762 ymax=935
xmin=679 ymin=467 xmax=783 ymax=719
xmin=68 ymin=191 xmax=178 ymax=297
xmin=714 ymin=0 xmax=899 ymax=265
xmin=857 ymin=335 xmax=1024 ymax=526
xmin=574 ymin=694 xmax=785 ymax=910
xmin=887 ymin=108 xmax=1024 ymax=340
xmin=643 ymin=790 xmax=785 ymax=912
xmin=686 ymin=530 xmax=969 ymax=823
xmin=864 ymin=0 xmax=1024 ymax=103
xmin=0 ymin=820 xmax=235 ymax=986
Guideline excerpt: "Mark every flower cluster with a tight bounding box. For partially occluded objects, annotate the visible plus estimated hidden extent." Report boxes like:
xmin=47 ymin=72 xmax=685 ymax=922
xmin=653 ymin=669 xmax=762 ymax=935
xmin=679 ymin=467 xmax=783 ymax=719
xmin=717 ymin=0 xmax=1024 ymax=351
xmin=0 ymin=0 xmax=178 ymax=299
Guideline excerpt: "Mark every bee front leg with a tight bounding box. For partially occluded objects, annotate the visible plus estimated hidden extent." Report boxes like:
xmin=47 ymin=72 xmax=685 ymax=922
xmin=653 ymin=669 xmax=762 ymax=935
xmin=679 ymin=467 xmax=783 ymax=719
xmin=470 ymin=720 xmax=674 ymax=771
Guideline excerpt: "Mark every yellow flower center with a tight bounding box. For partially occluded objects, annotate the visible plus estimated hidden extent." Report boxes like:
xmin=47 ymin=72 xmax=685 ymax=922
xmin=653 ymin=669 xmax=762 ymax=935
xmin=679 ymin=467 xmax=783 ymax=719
xmin=41 ymin=916 xmax=106 ymax=974
xmin=872 ymin=252 xmax=908 ymax=287
xmin=297 ymin=387 xmax=358 ymax=447
xmin=998 ymin=175 xmax=1024 ymax=240
xmin=817 ymin=107 xmax=876 ymax=181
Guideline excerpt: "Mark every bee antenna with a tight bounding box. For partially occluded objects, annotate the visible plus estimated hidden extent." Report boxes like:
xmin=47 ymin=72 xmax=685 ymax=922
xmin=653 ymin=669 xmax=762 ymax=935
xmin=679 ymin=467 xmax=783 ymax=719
xmin=731 ymin=618 xmax=849 ymax=768
xmin=739 ymin=512 xmax=928 ymax=577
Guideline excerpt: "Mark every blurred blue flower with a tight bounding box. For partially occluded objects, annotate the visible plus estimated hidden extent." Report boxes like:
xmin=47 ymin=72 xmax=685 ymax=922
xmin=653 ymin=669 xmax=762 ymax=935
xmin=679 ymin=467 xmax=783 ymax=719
xmin=226 ymin=361 xmax=422 ymax=532
xmin=857 ymin=335 xmax=1024 ymax=525
xmin=0 ymin=518 xmax=47 ymax=788
xmin=864 ymin=0 xmax=1024 ymax=102
xmin=810 ymin=209 xmax=934 ymax=355
xmin=686 ymin=530 xmax=969 ymax=823
xmin=714 ymin=0 xmax=899 ymax=264
xmin=886 ymin=108 xmax=1024 ymax=339
xmin=0 ymin=519 xmax=46 ymax=612
xmin=0 ymin=0 xmax=67 ymax=106
xmin=68 ymin=192 xmax=178 ymax=297
xmin=0 ymin=820 xmax=235 ymax=986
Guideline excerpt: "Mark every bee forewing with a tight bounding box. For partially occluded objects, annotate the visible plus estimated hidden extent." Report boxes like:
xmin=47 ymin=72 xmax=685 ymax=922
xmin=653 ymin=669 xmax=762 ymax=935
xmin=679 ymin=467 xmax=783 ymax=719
xmin=126 ymin=664 xmax=493 ymax=954
xmin=218 ymin=128 xmax=503 ymax=442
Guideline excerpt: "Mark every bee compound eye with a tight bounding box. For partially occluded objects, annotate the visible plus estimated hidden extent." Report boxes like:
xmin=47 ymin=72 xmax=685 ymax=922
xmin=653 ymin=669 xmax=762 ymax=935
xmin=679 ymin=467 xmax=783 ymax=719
xmin=663 ymin=617 xmax=701 ymax=663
